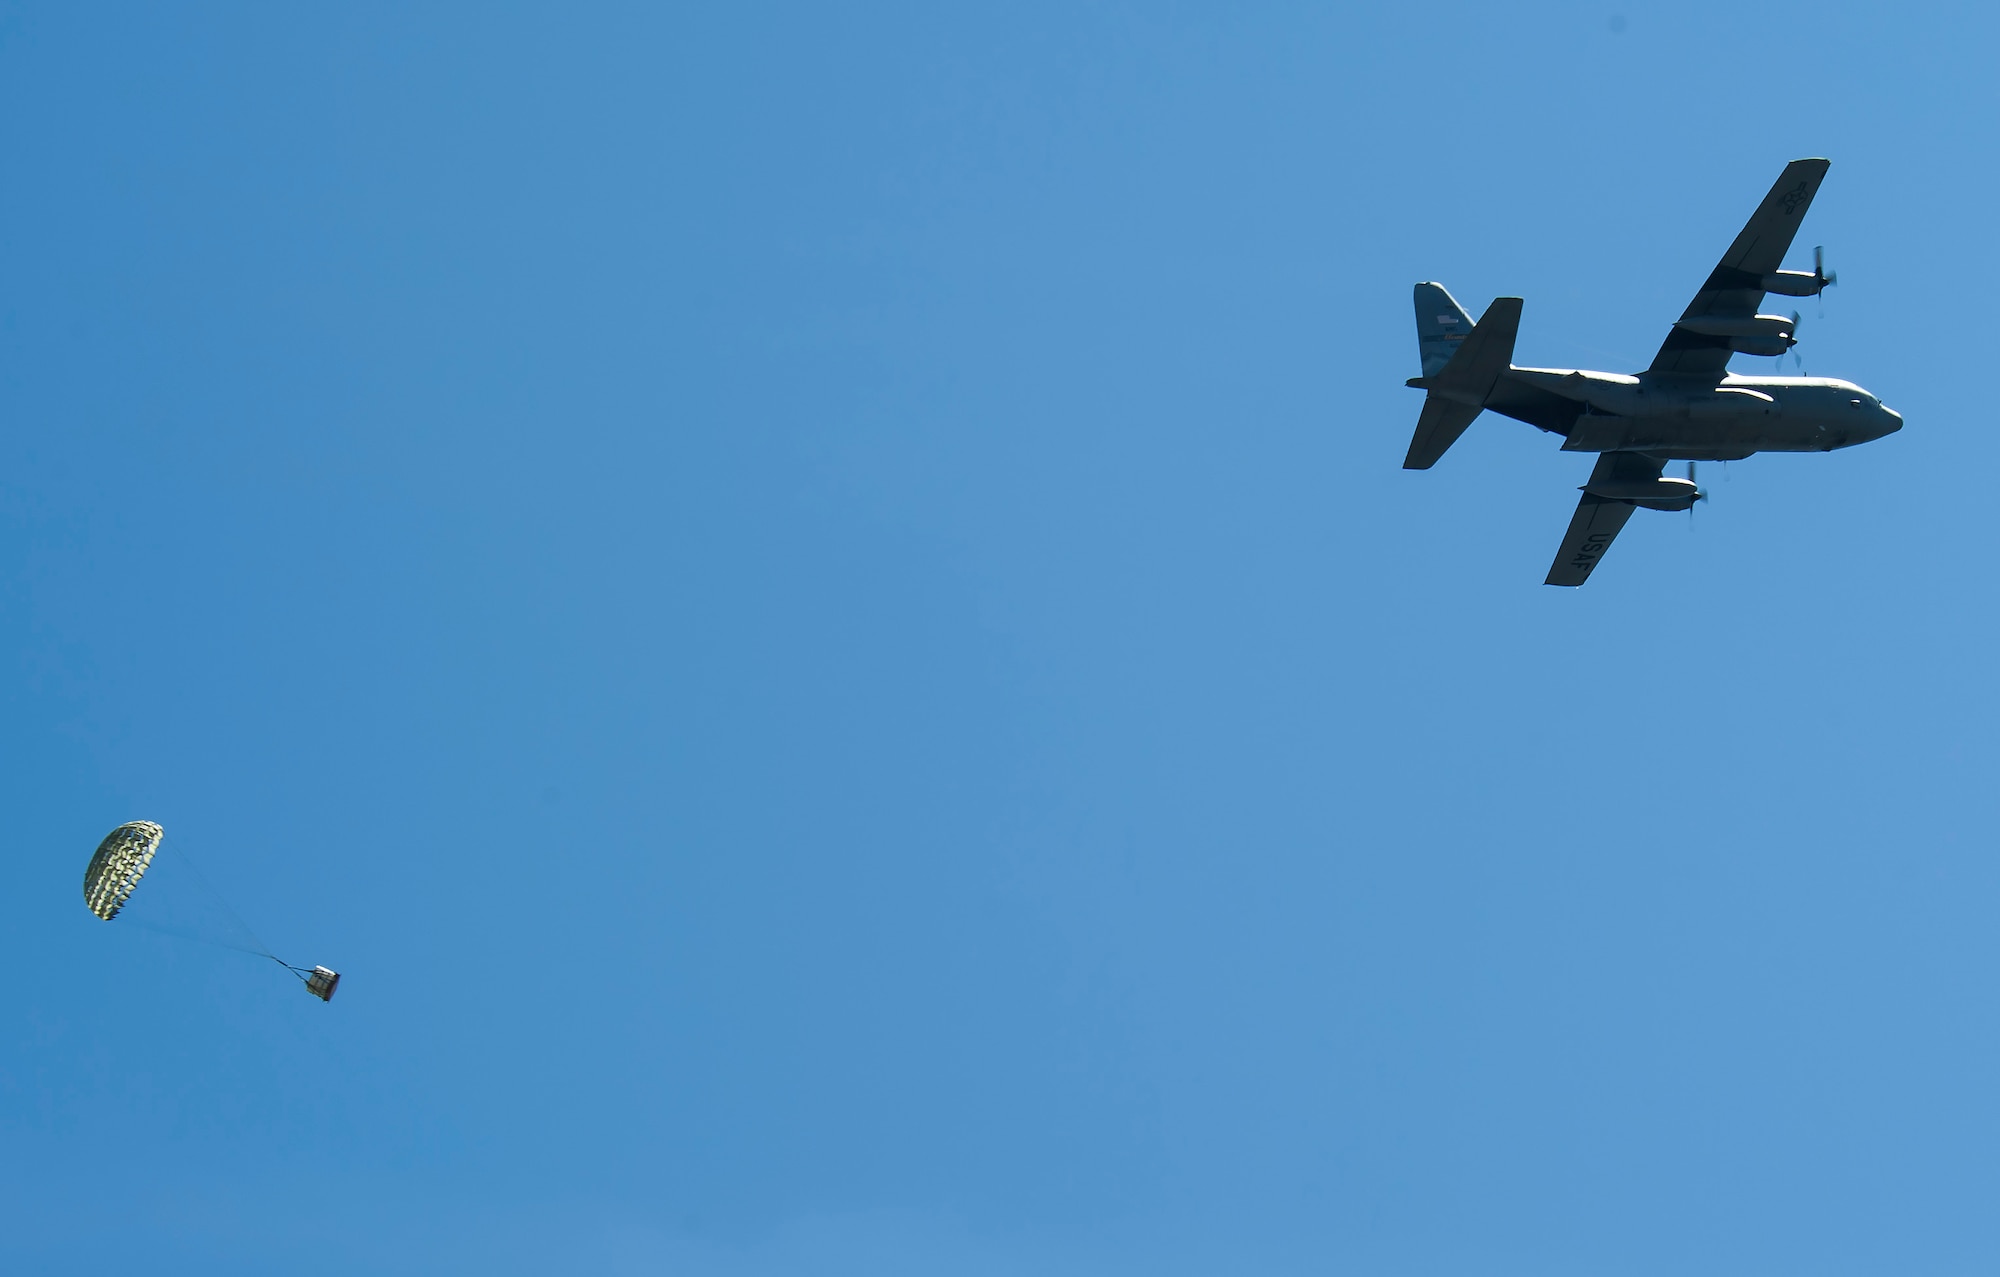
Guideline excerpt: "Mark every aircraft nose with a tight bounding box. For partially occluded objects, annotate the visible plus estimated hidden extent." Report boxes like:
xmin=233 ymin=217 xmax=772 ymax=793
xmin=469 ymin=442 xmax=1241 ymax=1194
xmin=1883 ymin=406 xmax=1903 ymax=435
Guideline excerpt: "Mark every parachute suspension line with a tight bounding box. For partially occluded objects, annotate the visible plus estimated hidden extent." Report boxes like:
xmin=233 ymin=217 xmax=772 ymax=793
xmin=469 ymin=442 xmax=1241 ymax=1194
xmin=119 ymin=916 xmax=272 ymax=958
xmin=144 ymin=856 xmax=336 ymax=997
xmin=156 ymin=835 xmax=278 ymax=962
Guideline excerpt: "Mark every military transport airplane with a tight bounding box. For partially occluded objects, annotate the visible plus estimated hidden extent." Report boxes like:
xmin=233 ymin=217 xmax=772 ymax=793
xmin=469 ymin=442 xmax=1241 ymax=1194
xmin=1403 ymin=158 xmax=1901 ymax=586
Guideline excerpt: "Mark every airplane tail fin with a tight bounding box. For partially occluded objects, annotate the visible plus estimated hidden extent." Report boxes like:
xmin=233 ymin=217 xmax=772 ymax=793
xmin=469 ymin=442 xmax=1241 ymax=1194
xmin=1414 ymin=282 xmax=1476 ymax=377
xmin=1402 ymin=292 xmax=1523 ymax=470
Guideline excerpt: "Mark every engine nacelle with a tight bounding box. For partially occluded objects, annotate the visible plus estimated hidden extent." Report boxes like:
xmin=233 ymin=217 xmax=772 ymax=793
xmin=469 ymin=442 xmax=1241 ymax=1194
xmin=1761 ymin=268 xmax=1828 ymax=297
xmin=1726 ymin=335 xmax=1794 ymax=357
xmin=1672 ymin=312 xmax=1796 ymax=357
xmin=1582 ymin=475 xmax=1702 ymax=512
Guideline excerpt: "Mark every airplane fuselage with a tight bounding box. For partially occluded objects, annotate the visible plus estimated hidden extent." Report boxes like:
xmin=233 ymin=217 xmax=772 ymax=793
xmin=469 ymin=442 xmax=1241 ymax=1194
xmin=1495 ymin=368 xmax=1903 ymax=462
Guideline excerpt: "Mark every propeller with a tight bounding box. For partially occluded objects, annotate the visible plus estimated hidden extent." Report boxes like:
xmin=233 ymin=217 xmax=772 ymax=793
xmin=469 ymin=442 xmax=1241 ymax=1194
xmin=1814 ymin=245 xmax=1837 ymax=317
xmin=1778 ymin=310 xmax=1802 ymax=372
xmin=1687 ymin=461 xmax=1707 ymax=528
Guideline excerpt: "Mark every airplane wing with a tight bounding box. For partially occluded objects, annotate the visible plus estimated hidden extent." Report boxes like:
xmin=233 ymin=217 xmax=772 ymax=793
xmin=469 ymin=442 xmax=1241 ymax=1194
xmin=1648 ymin=158 xmax=1830 ymax=377
xmin=1544 ymin=452 xmax=1663 ymax=586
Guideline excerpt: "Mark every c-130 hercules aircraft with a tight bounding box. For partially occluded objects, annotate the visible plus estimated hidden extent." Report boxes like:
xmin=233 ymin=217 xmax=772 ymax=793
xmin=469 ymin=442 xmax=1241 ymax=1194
xmin=1404 ymin=158 xmax=1901 ymax=585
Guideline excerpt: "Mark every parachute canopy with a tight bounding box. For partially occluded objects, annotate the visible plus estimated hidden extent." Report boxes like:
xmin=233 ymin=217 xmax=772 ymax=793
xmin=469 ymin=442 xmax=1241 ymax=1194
xmin=83 ymin=820 xmax=165 ymax=920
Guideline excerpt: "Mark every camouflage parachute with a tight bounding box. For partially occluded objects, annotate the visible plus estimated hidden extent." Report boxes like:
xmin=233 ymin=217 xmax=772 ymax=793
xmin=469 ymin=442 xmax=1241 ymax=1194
xmin=82 ymin=821 xmax=165 ymax=921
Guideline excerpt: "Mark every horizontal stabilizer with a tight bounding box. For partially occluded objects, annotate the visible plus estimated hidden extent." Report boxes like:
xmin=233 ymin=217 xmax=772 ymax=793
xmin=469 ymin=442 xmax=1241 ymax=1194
xmin=1403 ymin=395 xmax=1482 ymax=470
xmin=1401 ymin=295 xmax=1523 ymax=470
xmin=1429 ymin=296 xmax=1521 ymax=402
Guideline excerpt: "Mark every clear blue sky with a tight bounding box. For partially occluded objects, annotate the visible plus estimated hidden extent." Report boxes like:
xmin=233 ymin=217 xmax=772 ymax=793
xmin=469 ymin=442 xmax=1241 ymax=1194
xmin=0 ymin=3 xmax=1993 ymax=1273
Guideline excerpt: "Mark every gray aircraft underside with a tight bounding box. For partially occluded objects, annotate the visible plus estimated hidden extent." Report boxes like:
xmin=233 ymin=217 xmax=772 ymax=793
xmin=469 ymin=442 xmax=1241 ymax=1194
xmin=1403 ymin=158 xmax=1902 ymax=586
